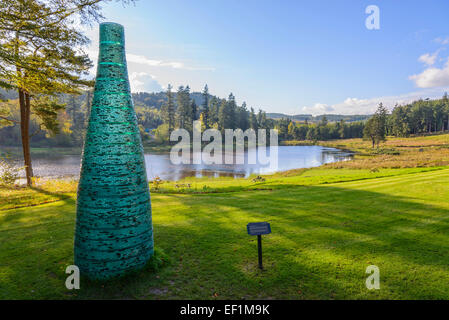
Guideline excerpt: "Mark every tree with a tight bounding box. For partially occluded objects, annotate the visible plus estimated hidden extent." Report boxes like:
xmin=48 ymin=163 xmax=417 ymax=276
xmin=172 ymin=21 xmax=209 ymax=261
xmin=227 ymin=93 xmax=237 ymax=129
xmin=0 ymin=0 xmax=131 ymax=185
xmin=176 ymin=85 xmax=192 ymax=131
xmin=154 ymin=123 xmax=169 ymax=144
xmin=337 ymin=119 xmax=345 ymax=138
xmin=443 ymin=92 xmax=449 ymax=131
xmin=317 ymin=115 xmax=329 ymax=140
xmin=363 ymin=103 xmax=387 ymax=148
xmin=190 ymin=99 xmax=198 ymax=121
xmin=208 ymin=96 xmax=219 ymax=127
xmin=363 ymin=117 xmax=378 ymax=148
xmin=218 ymin=99 xmax=232 ymax=131
xmin=287 ymin=122 xmax=296 ymax=140
xmin=237 ymin=102 xmax=250 ymax=131
xmin=375 ymin=102 xmax=388 ymax=142
xmin=391 ymin=104 xmax=410 ymax=137
xmin=201 ymin=84 xmax=209 ymax=129
xmin=306 ymin=126 xmax=317 ymax=141
xmin=277 ymin=118 xmax=291 ymax=140
xmin=249 ymin=107 xmax=258 ymax=131
xmin=161 ymin=84 xmax=175 ymax=133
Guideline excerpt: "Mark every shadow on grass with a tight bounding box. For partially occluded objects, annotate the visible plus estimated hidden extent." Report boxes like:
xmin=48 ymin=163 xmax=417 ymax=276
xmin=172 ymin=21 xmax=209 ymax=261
xmin=1 ymin=180 xmax=449 ymax=299
xmin=0 ymin=184 xmax=73 ymax=211
xmin=144 ymin=184 xmax=449 ymax=299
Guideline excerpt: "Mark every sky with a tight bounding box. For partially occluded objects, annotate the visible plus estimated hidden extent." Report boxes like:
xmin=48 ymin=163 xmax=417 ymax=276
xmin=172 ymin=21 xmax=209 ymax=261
xmin=83 ymin=0 xmax=449 ymax=115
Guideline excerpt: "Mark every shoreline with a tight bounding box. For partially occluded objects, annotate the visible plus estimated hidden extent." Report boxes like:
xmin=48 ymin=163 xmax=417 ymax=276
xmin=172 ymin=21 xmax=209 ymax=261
xmin=4 ymin=145 xmax=354 ymax=183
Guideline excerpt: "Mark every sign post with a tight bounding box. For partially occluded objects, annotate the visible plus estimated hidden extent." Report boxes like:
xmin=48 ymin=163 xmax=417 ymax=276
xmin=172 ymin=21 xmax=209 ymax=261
xmin=247 ymin=222 xmax=271 ymax=270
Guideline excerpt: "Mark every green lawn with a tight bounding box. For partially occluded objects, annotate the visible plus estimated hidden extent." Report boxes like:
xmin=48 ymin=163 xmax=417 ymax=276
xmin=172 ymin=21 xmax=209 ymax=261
xmin=1 ymin=167 xmax=449 ymax=299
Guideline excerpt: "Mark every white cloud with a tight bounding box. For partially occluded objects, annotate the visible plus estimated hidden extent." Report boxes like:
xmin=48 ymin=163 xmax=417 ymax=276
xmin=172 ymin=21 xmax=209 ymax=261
xmin=126 ymin=53 xmax=214 ymax=71
xmin=299 ymin=88 xmax=449 ymax=116
xmin=409 ymin=57 xmax=449 ymax=88
xmin=129 ymin=72 xmax=163 ymax=93
xmin=434 ymin=37 xmax=449 ymax=45
xmin=86 ymin=50 xmax=214 ymax=72
xmin=127 ymin=53 xmax=186 ymax=69
xmin=301 ymin=103 xmax=334 ymax=114
xmin=418 ymin=50 xmax=440 ymax=66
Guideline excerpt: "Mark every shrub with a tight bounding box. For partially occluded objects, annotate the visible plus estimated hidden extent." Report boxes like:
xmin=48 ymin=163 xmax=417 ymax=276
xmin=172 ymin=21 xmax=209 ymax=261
xmin=0 ymin=156 xmax=22 ymax=186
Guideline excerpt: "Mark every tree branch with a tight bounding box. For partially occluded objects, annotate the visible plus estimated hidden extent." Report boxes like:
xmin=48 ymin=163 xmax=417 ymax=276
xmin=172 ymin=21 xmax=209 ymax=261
xmin=0 ymin=114 xmax=19 ymax=124
xmin=29 ymin=123 xmax=44 ymax=138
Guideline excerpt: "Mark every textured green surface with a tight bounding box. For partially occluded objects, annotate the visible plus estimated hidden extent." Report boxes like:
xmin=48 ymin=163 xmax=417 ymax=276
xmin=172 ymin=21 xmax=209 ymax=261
xmin=74 ymin=22 xmax=153 ymax=280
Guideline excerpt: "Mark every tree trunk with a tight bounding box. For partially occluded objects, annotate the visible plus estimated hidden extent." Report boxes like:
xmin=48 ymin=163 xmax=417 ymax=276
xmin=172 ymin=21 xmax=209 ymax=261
xmin=19 ymin=89 xmax=33 ymax=186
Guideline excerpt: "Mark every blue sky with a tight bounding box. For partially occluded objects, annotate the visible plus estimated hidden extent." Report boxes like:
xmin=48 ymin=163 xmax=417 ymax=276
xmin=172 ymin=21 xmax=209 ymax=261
xmin=84 ymin=0 xmax=449 ymax=115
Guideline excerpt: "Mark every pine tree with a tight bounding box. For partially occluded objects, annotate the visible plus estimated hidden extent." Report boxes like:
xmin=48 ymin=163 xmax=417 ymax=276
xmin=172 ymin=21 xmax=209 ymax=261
xmin=202 ymin=84 xmax=209 ymax=129
xmin=208 ymin=97 xmax=219 ymax=126
xmin=218 ymin=99 xmax=231 ymax=131
xmin=249 ymin=107 xmax=258 ymax=131
xmin=227 ymin=93 xmax=237 ymax=129
xmin=257 ymin=109 xmax=263 ymax=128
xmin=161 ymin=84 xmax=175 ymax=133
xmin=0 ymin=0 xmax=124 ymax=185
xmin=176 ymin=85 xmax=192 ymax=131
xmin=364 ymin=103 xmax=388 ymax=148
xmin=238 ymin=102 xmax=250 ymax=131
xmin=176 ymin=86 xmax=185 ymax=129
xmin=191 ymin=99 xmax=198 ymax=121
xmin=443 ymin=93 xmax=449 ymax=131
xmin=375 ymin=102 xmax=388 ymax=143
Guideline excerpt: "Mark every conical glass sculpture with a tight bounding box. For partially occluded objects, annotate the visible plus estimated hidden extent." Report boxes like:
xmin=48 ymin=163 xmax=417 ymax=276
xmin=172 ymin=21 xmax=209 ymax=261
xmin=74 ymin=22 xmax=154 ymax=280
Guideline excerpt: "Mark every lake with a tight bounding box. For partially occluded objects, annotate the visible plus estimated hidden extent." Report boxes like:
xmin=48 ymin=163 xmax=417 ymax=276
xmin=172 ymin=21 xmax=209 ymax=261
xmin=10 ymin=146 xmax=352 ymax=181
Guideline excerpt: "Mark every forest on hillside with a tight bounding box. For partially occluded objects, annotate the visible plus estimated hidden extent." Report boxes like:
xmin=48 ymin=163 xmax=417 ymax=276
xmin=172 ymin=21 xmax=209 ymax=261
xmin=1 ymin=86 xmax=449 ymax=148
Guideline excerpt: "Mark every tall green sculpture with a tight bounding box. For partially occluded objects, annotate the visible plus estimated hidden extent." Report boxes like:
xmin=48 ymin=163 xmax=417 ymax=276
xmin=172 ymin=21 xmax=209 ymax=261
xmin=74 ymin=22 xmax=154 ymax=280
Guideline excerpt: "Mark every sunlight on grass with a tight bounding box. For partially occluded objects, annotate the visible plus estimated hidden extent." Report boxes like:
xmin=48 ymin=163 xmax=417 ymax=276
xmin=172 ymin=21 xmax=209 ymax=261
xmin=1 ymin=167 xmax=449 ymax=299
xmin=1 ymin=135 xmax=449 ymax=299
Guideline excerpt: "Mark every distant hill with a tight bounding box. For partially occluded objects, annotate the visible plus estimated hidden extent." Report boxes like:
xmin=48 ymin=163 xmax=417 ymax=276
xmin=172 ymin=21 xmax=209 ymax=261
xmin=266 ymin=112 xmax=371 ymax=122
xmin=1 ymin=88 xmax=371 ymax=121
xmin=266 ymin=113 xmax=313 ymax=121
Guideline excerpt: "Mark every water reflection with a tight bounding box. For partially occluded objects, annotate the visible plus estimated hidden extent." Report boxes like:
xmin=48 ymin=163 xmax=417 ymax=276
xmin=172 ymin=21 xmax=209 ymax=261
xmin=12 ymin=146 xmax=352 ymax=181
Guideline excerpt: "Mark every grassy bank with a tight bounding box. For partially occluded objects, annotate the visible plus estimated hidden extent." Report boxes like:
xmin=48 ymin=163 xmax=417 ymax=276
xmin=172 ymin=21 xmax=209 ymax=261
xmin=1 ymin=134 xmax=449 ymax=299
xmin=284 ymin=133 xmax=449 ymax=169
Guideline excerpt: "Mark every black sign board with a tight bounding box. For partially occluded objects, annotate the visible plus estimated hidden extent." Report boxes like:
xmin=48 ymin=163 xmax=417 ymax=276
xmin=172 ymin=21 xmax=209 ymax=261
xmin=247 ymin=222 xmax=271 ymax=236
xmin=247 ymin=222 xmax=271 ymax=269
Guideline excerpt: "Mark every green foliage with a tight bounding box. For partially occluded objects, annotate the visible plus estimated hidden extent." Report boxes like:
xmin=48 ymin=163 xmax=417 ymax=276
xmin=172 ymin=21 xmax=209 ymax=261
xmin=363 ymin=103 xmax=387 ymax=148
xmin=0 ymin=99 xmax=16 ymax=128
xmin=201 ymin=84 xmax=209 ymax=129
xmin=280 ymin=118 xmax=364 ymax=141
xmin=150 ymin=176 xmax=164 ymax=191
xmin=154 ymin=123 xmax=170 ymax=144
xmin=0 ymin=0 xmax=113 ymax=185
xmin=0 ymin=92 xmax=92 ymax=147
xmin=0 ymin=154 xmax=24 ymax=186
xmin=31 ymin=96 xmax=66 ymax=135
xmin=0 ymin=1 xmax=97 ymax=95
xmin=388 ymin=95 xmax=449 ymax=136
xmin=218 ymin=98 xmax=232 ymax=131
xmin=160 ymin=84 xmax=175 ymax=132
